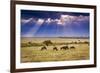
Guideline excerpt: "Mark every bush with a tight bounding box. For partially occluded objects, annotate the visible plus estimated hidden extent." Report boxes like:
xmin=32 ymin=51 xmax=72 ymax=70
xmin=83 ymin=41 xmax=89 ymax=44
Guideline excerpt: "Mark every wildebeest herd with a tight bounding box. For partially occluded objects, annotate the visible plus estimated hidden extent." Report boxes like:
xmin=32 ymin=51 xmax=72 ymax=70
xmin=41 ymin=45 xmax=75 ymax=51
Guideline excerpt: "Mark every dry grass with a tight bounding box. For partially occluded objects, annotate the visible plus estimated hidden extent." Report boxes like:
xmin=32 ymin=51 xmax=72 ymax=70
xmin=21 ymin=38 xmax=89 ymax=63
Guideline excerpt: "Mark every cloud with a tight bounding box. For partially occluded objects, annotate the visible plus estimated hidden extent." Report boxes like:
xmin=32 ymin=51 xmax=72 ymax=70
xmin=21 ymin=18 xmax=33 ymax=24
xmin=21 ymin=18 xmax=44 ymax=25
xmin=56 ymin=19 xmax=63 ymax=25
xmin=45 ymin=18 xmax=51 ymax=23
xmin=72 ymin=15 xmax=89 ymax=26
xmin=57 ymin=14 xmax=89 ymax=25
xmin=21 ymin=14 xmax=89 ymax=26
xmin=36 ymin=19 xmax=44 ymax=25
xmin=76 ymin=15 xmax=89 ymax=21
xmin=52 ymin=14 xmax=75 ymax=25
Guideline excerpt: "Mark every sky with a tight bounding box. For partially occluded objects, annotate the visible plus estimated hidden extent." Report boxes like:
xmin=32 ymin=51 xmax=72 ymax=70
xmin=21 ymin=10 xmax=90 ymax=37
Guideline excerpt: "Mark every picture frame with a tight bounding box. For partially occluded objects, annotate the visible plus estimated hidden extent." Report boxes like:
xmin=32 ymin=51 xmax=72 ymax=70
xmin=11 ymin=0 xmax=97 ymax=73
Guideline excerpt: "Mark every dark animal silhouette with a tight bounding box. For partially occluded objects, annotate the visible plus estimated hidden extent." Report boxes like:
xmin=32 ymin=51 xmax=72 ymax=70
xmin=70 ymin=46 xmax=75 ymax=49
xmin=53 ymin=47 xmax=58 ymax=51
xmin=60 ymin=46 xmax=69 ymax=50
xmin=41 ymin=46 xmax=47 ymax=50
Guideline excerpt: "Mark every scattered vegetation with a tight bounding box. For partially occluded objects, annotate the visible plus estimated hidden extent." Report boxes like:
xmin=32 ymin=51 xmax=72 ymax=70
xmin=21 ymin=40 xmax=89 ymax=47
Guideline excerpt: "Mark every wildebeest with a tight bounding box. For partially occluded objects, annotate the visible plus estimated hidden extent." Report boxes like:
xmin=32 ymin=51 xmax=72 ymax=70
xmin=41 ymin=46 xmax=47 ymax=50
xmin=70 ymin=46 xmax=75 ymax=49
xmin=60 ymin=46 xmax=69 ymax=50
xmin=53 ymin=47 xmax=58 ymax=51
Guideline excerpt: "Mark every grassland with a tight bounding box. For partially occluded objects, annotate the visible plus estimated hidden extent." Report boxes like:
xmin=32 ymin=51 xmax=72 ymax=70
xmin=21 ymin=37 xmax=89 ymax=63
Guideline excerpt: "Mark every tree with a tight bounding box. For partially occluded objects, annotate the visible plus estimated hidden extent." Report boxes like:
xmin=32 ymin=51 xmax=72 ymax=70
xmin=42 ymin=40 xmax=53 ymax=46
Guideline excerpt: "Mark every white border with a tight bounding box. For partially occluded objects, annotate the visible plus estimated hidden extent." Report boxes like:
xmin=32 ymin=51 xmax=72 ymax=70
xmin=16 ymin=4 xmax=94 ymax=69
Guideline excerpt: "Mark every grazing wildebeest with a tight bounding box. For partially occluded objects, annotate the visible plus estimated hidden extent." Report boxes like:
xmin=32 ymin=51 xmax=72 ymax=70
xmin=60 ymin=46 xmax=69 ymax=50
xmin=53 ymin=47 xmax=58 ymax=51
xmin=70 ymin=46 xmax=75 ymax=49
xmin=41 ymin=46 xmax=47 ymax=50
